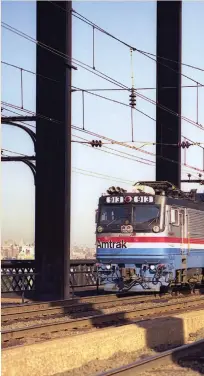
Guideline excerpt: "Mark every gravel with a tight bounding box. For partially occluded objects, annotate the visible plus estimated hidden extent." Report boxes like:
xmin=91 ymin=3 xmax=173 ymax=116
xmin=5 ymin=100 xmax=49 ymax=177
xmin=53 ymin=349 xmax=204 ymax=376
xmin=52 ymin=330 xmax=204 ymax=376
xmin=2 ymin=296 xmax=202 ymax=331
xmin=2 ymin=300 xmax=165 ymax=330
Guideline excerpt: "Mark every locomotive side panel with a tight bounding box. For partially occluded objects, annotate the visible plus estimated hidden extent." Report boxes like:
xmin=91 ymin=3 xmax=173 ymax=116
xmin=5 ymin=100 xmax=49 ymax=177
xmin=186 ymin=208 xmax=204 ymax=271
xmin=187 ymin=208 xmax=204 ymax=239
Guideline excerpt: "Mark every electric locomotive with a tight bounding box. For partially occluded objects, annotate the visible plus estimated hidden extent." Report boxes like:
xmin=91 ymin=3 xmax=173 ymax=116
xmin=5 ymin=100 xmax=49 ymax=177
xmin=95 ymin=181 xmax=204 ymax=293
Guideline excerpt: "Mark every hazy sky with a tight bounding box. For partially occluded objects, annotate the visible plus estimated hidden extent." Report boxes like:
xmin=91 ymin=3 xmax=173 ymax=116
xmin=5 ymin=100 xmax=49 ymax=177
xmin=1 ymin=1 xmax=204 ymax=247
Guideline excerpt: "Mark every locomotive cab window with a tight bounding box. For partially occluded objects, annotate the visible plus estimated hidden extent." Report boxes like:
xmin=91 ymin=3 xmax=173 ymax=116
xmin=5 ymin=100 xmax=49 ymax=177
xmin=133 ymin=205 xmax=160 ymax=223
xmin=132 ymin=205 xmax=161 ymax=231
xmin=99 ymin=205 xmax=131 ymax=224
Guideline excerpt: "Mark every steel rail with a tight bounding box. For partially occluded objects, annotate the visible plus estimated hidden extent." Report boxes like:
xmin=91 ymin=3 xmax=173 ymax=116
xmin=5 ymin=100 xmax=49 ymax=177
xmin=97 ymin=339 xmax=204 ymax=375
xmin=2 ymin=296 xmax=204 ymax=345
xmin=1 ymin=295 xmax=170 ymax=323
xmin=2 ymin=289 xmax=203 ymax=323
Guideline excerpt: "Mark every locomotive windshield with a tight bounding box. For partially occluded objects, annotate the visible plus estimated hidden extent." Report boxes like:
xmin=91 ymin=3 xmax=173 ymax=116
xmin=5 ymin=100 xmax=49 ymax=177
xmin=98 ymin=204 xmax=160 ymax=232
xmin=100 ymin=205 xmax=131 ymax=226
xmin=133 ymin=205 xmax=160 ymax=225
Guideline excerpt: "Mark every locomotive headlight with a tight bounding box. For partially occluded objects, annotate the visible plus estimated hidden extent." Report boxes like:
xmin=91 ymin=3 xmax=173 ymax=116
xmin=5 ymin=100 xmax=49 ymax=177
xmin=106 ymin=265 xmax=111 ymax=270
xmin=97 ymin=226 xmax=103 ymax=233
xmin=127 ymin=225 xmax=133 ymax=233
xmin=149 ymin=265 xmax=156 ymax=270
xmin=152 ymin=225 xmax=160 ymax=233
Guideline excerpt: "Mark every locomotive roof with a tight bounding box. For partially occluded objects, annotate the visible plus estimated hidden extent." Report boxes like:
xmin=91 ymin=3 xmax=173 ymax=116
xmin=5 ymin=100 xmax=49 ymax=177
xmin=165 ymin=194 xmax=204 ymax=211
xmin=100 ymin=181 xmax=204 ymax=210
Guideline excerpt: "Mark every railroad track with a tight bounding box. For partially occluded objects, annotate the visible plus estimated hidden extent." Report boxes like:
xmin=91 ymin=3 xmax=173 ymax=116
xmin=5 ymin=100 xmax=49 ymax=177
xmin=1 ymin=294 xmax=167 ymax=323
xmin=97 ymin=339 xmax=204 ymax=375
xmin=2 ymin=295 xmax=204 ymax=347
xmin=2 ymin=289 xmax=203 ymax=323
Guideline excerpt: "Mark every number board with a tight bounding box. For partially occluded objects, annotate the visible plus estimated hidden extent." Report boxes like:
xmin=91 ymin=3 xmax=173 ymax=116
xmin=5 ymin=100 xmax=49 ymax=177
xmin=105 ymin=195 xmax=154 ymax=204
xmin=134 ymin=196 xmax=154 ymax=203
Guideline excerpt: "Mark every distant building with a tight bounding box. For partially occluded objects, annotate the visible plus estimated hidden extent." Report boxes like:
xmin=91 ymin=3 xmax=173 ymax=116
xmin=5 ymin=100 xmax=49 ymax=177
xmin=17 ymin=245 xmax=35 ymax=260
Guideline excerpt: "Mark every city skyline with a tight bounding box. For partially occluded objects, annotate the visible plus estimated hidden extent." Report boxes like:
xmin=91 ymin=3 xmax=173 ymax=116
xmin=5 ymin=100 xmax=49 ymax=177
xmin=2 ymin=1 xmax=204 ymax=247
xmin=1 ymin=239 xmax=96 ymax=261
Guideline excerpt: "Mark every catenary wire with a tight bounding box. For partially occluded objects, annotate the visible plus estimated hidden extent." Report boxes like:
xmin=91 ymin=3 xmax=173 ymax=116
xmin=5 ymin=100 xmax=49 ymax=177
xmin=2 ymin=100 xmax=203 ymax=173
xmin=2 ymin=24 xmax=204 ymax=172
xmin=2 ymin=108 xmax=36 ymax=129
xmin=72 ymin=125 xmax=204 ymax=174
xmin=1 ymin=61 xmax=60 ymax=83
xmin=49 ymin=2 xmax=204 ymax=73
xmin=1 ymin=101 xmax=61 ymax=124
xmin=72 ymin=134 xmax=155 ymax=166
xmin=72 ymin=169 xmax=134 ymax=184
xmin=73 ymin=135 xmax=197 ymax=178
xmin=72 ymin=167 xmax=134 ymax=184
xmin=2 ymin=22 xmax=204 ymax=131
xmin=2 ymin=99 xmax=204 ymax=155
xmin=70 ymin=8 xmax=204 ymax=75
xmin=1 ymin=148 xmax=33 ymax=157
xmin=2 ymin=98 xmax=202 ymax=150
xmin=3 ymin=60 xmax=203 ymax=91
xmin=72 ymin=85 xmax=204 ymax=91
xmin=72 ymin=139 xmax=204 ymax=147
xmin=71 ymin=134 xmax=201 ymax=179
xmin=72 ymin=84 xmax=204 ymax=132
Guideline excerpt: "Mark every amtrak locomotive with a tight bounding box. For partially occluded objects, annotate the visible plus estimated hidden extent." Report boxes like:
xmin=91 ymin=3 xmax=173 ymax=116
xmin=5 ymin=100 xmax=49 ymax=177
xmin=95 ymin=181 xmax=204 ymax=293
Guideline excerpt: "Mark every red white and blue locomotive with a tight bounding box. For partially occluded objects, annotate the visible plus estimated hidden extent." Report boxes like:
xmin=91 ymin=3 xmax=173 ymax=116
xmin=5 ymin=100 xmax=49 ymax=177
xmin=95 ymin=181 xmax=204 ymax=293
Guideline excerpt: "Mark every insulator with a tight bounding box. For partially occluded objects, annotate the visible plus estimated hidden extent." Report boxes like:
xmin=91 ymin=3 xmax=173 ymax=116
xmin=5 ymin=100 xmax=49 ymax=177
xmin=91 ymin=140 xmax=102 ymax=147
xmin=178 ymin=141 xmax=191 ymax=148
xmin=129 ymin=88 xmax=136 ymax=109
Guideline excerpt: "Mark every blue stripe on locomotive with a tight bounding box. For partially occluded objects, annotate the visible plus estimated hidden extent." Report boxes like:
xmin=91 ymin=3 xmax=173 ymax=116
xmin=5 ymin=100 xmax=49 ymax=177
xmin=97 ymin=247 xmax=204 ymax=270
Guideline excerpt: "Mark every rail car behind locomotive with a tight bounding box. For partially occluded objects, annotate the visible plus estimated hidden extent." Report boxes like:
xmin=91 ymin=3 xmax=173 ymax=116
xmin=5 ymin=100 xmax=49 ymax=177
xmin=95 ymin=181 xmax=204 ymax=292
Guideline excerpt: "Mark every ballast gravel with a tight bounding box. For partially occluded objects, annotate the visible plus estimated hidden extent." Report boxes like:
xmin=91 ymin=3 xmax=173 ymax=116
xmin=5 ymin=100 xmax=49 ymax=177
xmin=2 ymin=296 xmax=201 ymax=331
xmin=52 ymin=330 xmax=204 ymax=376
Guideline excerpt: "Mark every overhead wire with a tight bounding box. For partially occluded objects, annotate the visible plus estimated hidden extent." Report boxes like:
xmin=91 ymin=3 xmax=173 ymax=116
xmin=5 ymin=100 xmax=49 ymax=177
xmin=72 ymin=84 xmax=204 ymax=134
xmin=2 ymin=20 xmax=204 ymax=176
xmin=2 ymin=100 xmax=203 ymax=174
xmin=1 ymin=148 xmax=33 ymax=157
xmin=71 ymin=135 xmax=201 ymax=181
xmin=3 ymin=85 xmax=203 ymax=150
xmin=2 ymin=108 xmax=36 ymax=129
xmin=72 ymin=134 xmax=155 ymax=166
xmin=1 ymin=101 xmax=61 ymax=124
xmin=1 ymin=104 xmax=153 ymax=164
xmin=2 ymin=103 xmax=155 ymax=165
xmin=70 ymin=7 xmax=204 ymax=75
xmin=72 ymin=125 xmax=204 ymax=174
xmin=1 ymin=61 xmax=60 ymax=83
xmin=72 ymin=167 xmax=134 ymax=184
xmin=71 ymin=134 xmax=201 ymax=179
xmin=2 ymin=21 xmax=204 ymax=131
xmin=72 ymin=139 xmax=204 ymax=147
xmin=2 ymin=60 xmax=203 ymax=91
xmin=72 ymin=84 xmax=204 ymax=91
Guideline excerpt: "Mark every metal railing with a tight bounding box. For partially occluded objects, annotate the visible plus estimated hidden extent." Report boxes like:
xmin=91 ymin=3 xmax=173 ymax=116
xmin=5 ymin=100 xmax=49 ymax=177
xmin=1 ymin=259 xmax=99 ymax=296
